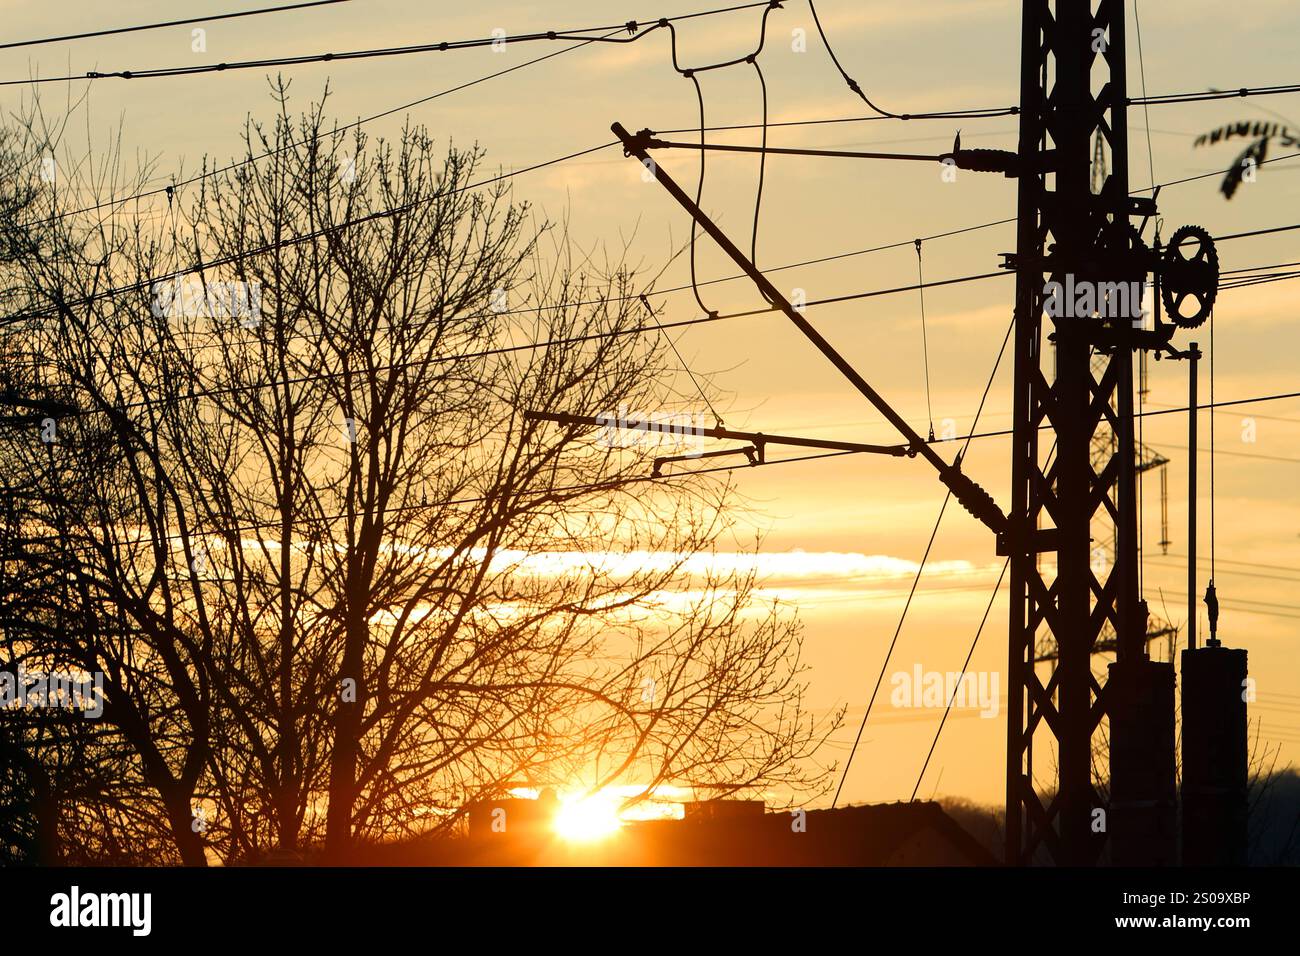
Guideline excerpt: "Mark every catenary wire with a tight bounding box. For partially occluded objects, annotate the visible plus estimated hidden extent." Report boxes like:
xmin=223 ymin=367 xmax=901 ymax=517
xmin=0 ymin=1 xmax=351 ymax=50
xmin=0 ymin=2 xmax=774 ymax=86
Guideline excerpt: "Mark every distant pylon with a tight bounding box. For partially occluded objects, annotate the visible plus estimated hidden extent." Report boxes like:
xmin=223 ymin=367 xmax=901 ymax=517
xmin=1091 ymin=130 xmax=1108 ymax=196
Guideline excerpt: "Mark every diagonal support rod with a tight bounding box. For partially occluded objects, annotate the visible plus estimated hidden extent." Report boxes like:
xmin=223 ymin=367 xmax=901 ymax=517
xmin=611 ymin=121 xmax=1006 ymax=535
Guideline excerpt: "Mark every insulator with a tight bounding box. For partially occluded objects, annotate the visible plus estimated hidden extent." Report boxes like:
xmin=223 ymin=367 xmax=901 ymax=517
xmin=942 ymin=469 xmax=1004 ymax=530
xmin=949 ymin=148 xmax=1019 ymax=175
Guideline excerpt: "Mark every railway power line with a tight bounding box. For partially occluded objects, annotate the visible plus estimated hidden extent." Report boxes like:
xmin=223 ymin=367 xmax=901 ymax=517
xmin=989 ymin=1 xmax=1235 ymax=867
xmin=524 ymin=0 xmax=1266 ymax=867
xmin=6 ymin=0 xmax=1285 ymax=867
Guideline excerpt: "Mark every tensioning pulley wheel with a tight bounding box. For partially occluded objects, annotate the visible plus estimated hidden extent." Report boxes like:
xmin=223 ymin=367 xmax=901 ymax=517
xmin=1161 ymin=225 xmax=1219 ymax=328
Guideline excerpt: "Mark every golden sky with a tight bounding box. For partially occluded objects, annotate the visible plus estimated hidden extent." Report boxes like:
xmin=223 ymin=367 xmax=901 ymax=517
xmin=4 ymin=0 xmax=1298 ymax=807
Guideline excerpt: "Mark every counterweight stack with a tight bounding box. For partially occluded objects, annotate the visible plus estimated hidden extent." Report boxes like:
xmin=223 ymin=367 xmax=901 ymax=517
xmin=1181 ymin=645 xmax=1249 ymax=865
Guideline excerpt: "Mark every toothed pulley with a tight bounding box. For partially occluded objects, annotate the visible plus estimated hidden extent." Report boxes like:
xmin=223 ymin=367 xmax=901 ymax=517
xmin=1161 ymin=225 xmax=1219 ymax=328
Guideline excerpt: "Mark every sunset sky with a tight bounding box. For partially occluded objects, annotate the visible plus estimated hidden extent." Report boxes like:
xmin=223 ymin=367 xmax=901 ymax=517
xmin=5 ymin=0 xmax=1298 ymax=811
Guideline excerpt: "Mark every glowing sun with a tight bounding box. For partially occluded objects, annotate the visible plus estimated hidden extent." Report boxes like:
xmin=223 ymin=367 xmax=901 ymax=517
xmin=553 ymin=793 xmax=623 ymax=842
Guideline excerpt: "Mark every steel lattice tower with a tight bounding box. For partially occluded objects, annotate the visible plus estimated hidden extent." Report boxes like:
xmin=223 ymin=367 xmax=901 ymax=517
xmin=1003 ymin=0 xmax=1176 ymax=865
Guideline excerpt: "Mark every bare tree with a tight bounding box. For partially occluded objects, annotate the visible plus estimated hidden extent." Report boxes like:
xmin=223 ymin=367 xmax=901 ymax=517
xmin=0 ymin=99 xmax=216 ymax=865
xmin=0 ymin=86 xmax=836 ymax=863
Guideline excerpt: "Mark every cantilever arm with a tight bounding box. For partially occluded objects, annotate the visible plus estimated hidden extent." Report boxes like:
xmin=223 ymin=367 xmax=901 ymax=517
xmin=524 ymin=410 xmax=910 ymax=458
xmin=640 ymin=136 xmax=943 ymax=164
xmin=634 ymin=128 xmax=1025 ymax=175
xmin=610 ymin=121 xmax=1005 ymax=534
